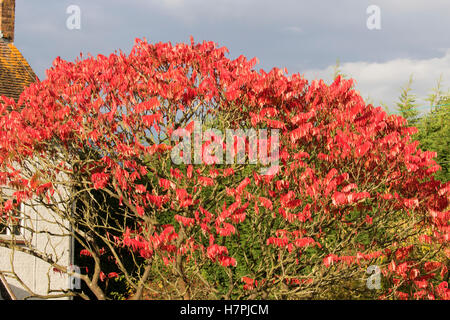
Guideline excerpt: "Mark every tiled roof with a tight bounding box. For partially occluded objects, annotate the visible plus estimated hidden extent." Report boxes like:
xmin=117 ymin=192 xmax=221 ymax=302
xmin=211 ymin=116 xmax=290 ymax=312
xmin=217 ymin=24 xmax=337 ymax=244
xmin=0 ymin=39 xmax=37 ymax=102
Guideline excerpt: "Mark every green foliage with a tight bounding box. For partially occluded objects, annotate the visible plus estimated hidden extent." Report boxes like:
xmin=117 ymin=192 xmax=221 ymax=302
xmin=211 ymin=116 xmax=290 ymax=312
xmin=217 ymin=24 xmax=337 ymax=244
xmin=332 ymin=58 xmax=347 ymax=80
xmin=415 ymin=94 xmax=450 ymax=182
xmin=393 ymin=75 xmax=449 ymax=182
xmin=396 ymin=75 xmax=419 ymax=125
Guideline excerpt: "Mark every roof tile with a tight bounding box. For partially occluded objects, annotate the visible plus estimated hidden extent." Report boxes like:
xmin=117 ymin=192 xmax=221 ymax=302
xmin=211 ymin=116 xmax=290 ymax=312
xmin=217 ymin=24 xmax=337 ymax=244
xmin=0 ymin=39 xmax=37 ymax=102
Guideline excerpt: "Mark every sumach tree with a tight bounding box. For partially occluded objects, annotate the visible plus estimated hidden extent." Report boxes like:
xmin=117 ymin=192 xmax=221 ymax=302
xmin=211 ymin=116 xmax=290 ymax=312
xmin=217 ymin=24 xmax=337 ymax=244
xmin=0 ymin=38 xmax=448 ymax=300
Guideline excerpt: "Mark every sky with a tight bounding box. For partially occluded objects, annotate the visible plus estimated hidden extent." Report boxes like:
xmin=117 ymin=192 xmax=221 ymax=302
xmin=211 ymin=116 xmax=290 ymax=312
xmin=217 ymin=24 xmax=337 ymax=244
xmin=12 ymin=0 xmax=450 ymax=112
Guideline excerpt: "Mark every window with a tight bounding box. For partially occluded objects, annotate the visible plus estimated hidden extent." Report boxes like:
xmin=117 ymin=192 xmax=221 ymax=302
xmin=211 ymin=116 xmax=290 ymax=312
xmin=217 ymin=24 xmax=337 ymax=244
xmin=0 ymin=199 xmax=24 ymax=237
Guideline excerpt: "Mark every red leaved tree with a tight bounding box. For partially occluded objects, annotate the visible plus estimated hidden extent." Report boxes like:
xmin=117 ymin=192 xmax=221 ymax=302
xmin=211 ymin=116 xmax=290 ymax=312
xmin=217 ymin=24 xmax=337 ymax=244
xmin=0 ymin=38 xmax=448 ymax=299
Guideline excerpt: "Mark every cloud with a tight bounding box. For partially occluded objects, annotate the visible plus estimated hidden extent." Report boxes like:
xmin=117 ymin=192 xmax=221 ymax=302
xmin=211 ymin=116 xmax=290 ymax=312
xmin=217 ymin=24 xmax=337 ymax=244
xmin=302 ymin=49 xmax=450 ymax=111
xmin=377 ymin=0 xmax=450 ymax=12
xmin=283 ymin=26 xmax=303 ymax=34
xmin=136 ymin=0 xmax=257 ymax=24
xmin=156 ymin=0 xmax=184 ymax=8
xmin=12 ymin=0 xmax=450 ymax=99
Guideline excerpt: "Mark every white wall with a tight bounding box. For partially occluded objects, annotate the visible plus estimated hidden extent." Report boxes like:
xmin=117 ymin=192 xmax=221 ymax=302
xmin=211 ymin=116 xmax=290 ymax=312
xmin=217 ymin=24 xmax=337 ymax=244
xmin=0 ymin=188 xmax=72 ymax=300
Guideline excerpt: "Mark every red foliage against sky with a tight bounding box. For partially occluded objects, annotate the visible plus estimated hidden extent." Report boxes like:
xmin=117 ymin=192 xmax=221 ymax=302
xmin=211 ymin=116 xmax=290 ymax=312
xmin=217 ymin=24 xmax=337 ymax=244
xmin=0 ymin=38 xmax=449 ymax=299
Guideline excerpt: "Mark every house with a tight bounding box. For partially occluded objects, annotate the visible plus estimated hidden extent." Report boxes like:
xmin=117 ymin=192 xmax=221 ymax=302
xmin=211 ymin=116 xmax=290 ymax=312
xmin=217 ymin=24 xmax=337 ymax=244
xmin=0 ymin=0 xmax=36 ymax=101
xmin=0 ymin=0 xmax=74 ymax=300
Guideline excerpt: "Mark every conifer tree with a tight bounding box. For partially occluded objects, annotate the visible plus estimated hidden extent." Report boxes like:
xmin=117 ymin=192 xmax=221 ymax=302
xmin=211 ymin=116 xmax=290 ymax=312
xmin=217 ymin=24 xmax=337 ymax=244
xmin=396 ymin=75 xmax=419 ymax=125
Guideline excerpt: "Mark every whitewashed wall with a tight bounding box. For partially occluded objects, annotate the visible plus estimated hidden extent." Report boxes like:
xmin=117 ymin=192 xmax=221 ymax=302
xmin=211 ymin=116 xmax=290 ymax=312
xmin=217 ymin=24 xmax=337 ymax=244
xmin=0 ymin=185 xmax=73 ymax=300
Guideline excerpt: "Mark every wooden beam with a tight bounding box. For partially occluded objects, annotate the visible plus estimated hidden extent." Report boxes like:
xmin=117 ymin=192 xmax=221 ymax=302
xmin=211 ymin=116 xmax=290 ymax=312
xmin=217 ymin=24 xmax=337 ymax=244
xmin=0 ymin=272 xmax=17 ymax=300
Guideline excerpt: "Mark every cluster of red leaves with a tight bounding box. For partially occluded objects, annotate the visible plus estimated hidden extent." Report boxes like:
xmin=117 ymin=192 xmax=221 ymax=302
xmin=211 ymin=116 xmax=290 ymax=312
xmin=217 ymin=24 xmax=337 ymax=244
xmin=0 ymin=37 xmax=448 ymax=299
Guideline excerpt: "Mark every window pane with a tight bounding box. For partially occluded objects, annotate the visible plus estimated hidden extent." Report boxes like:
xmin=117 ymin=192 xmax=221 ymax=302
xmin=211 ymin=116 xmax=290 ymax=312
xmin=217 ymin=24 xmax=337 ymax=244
xmin=0 ymin=223 xmax=7 ymax=235
xmin=0 ymin=199 xmax=23 ymax=236
xmin=11 ymin=223 xmax=21 ymax=236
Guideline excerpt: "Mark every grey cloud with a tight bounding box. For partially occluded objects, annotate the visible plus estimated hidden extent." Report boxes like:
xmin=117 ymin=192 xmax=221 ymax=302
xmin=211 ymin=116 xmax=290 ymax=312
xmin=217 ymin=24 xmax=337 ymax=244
xmin=10 ymin=0 xmax=450 ymax=111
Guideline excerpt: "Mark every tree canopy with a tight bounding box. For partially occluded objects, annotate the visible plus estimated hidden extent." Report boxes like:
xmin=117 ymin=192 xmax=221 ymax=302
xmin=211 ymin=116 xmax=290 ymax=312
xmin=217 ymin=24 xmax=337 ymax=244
xmin=0 ymin=38 xmax=448 ymax=300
